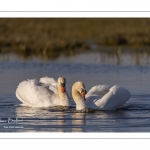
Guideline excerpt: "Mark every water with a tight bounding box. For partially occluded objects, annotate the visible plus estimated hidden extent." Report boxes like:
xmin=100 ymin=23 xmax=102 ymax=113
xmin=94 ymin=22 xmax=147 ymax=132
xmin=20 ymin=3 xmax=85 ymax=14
xmin=1 ymin=49 xmax=150 ymax=132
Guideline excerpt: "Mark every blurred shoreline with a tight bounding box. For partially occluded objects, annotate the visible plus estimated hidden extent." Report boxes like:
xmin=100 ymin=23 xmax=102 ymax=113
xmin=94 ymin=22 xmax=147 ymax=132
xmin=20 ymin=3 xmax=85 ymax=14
xmin=0 ymin=18 xmax=150 ymax=60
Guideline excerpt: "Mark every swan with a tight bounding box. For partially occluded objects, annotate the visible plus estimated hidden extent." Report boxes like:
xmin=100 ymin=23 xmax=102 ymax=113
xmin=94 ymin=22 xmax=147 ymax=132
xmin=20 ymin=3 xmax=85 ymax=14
xmin=72 ymin=81 xmax=130 ymax=111
xmin=15 ymin=77 xmax=70 ymax=107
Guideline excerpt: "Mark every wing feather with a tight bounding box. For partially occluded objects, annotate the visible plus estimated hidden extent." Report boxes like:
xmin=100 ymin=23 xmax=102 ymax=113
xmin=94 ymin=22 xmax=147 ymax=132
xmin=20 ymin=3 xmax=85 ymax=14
xmin=16 ymin=79 xmax=56 ymax=107
xmin=86 ymin=85 xmax=131 ymax=110
xmin=39 ymin=76 xmax=58 ymax=94
xmin=86 ymin=85 xmax=111 ymax=98
xmin=39 ymin=76 xmax=57 ymax=86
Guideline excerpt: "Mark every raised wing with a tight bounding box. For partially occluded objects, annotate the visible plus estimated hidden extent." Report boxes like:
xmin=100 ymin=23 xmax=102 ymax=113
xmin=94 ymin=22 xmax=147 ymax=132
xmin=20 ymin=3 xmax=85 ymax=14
xmin=86 ymin=84 xmax=111 ymax=98
xmin=39 ymin=76 xmax=57 ymax=86
xmin=39 ymin=76 xmax=58 ymax=94
xmin=16 ymin=79 xmax=56 ymax=107
xmin=86 ymin=85 xmax=131 ymax=110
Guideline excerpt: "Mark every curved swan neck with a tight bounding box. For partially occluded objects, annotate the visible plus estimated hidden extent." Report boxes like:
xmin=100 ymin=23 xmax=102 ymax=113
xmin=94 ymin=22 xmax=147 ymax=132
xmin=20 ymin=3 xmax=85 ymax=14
xmin=72 ymin=85 xmax=86 ymax=110
xmin=58 ymin=86 xmax=70 ymax=106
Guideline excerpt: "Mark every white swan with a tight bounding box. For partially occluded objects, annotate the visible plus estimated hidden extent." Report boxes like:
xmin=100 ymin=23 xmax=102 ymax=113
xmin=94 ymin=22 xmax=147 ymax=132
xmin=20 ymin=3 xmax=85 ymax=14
xmin=72 ymin=81 xmax=130 ymax=111
xmin=16 ymin=77 xmax=70 ymax=107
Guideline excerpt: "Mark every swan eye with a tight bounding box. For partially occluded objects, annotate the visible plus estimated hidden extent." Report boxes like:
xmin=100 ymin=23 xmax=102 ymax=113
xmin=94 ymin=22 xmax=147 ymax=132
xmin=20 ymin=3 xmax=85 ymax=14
xmin=60 ymin=82 xmax=65 ymax=87
xmin=81 ymin=88 xmax=86 ymax=94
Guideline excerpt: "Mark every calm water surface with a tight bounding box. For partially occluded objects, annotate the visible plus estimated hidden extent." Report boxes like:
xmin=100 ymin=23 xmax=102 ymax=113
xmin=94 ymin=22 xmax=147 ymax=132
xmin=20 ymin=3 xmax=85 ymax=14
xmin=0 ymin=49 xmax=150 ymax=132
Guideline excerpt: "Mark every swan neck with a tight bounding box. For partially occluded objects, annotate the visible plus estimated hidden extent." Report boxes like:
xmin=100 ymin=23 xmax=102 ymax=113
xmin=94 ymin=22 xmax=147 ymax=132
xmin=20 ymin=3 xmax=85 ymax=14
xmin=58 ymin=86 xmax=69 ymax=106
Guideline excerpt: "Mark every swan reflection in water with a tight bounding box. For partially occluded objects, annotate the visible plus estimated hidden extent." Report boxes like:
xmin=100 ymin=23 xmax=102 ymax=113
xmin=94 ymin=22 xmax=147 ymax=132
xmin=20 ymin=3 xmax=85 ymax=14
xmin=56 ymin=112 xmax=66 ymax=132
xmin=15 ymin=106 xmax=68 ymax=132
xmin=15 ymin=104 xmax=129 ymax=132
xmin=71 ymin=113 xmax=86 ymax=132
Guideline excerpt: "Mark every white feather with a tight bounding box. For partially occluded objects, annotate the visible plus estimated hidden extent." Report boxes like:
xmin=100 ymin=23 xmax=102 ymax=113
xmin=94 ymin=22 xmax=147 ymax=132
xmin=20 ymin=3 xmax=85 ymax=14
xmin=86 ymin=85 xmax=110 ymax=97
xmin=39 ymin=76 xmax=58 ymax=94
xmin=85 ymin=85 xmax=131 ymax=110
xmin=16 ymin=78 xmax=60 ymax=107
xmin=39 ymin=76 xmax=57 ymax=86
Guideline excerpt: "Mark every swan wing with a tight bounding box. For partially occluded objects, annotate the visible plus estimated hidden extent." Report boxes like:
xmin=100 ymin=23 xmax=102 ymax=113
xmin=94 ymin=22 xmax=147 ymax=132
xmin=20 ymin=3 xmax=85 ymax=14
xmin=39 ymin=76 xmax=58 ymax=94
xmin=39 ymin=76 xmax=57 ymax=86
xmin=86 ymin=85 xmax=131 ymax=110
xmin=86 ymin=85 xmax=111 ymax=98
xmin=16 ymin=79 xmax=57 ymax=107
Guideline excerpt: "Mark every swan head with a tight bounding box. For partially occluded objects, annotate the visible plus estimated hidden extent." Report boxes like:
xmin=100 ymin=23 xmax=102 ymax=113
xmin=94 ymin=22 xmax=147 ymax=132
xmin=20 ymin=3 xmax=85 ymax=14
xmin=73 ymin=81 xmax=87 ymax=99
xmin=58 ymin=77 xmax=66 ymax=93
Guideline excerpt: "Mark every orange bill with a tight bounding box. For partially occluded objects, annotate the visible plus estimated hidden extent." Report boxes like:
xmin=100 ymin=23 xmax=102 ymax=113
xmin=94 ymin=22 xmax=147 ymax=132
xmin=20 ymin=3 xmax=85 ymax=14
xmin=61 ymin=86 xmax=65 ymax=93
xmin=81 ymin=91 xmax=86 ymax=100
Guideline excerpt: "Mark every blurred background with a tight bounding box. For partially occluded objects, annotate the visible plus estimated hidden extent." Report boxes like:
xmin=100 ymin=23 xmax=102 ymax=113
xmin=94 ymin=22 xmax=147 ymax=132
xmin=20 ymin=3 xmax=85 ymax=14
xmin=1 ymin=18 xmax=150 ymax=95
xmin=0 ymin=18 xmax=150 ymax=60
